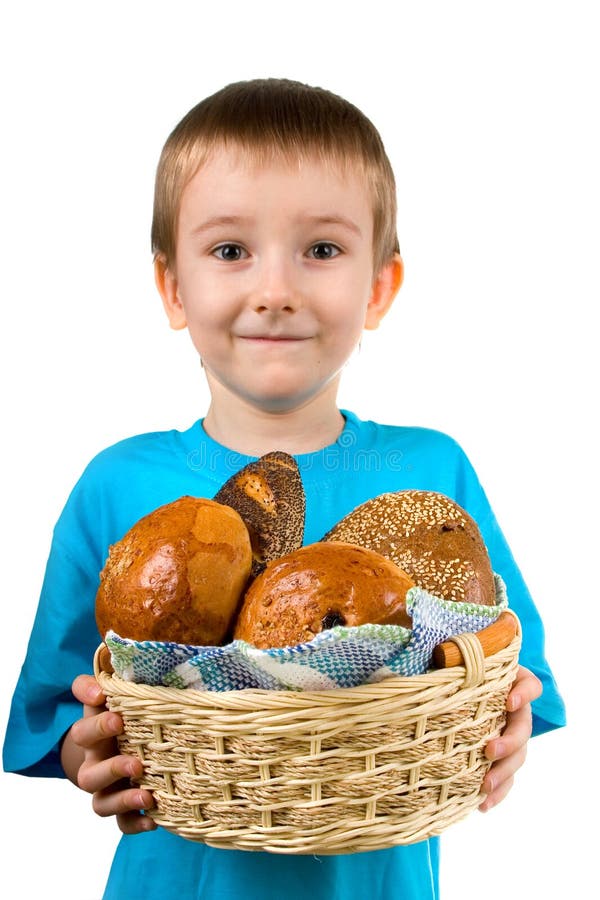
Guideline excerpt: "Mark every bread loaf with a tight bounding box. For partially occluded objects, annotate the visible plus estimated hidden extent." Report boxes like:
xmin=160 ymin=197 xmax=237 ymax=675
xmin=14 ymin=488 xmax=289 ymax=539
xmin=95 ymin=496 xmax=252 ymax=644
xmin=323 ymin=490 xmax=495 ymax=606
xmin=214 ymin=451 xmax=305 ymax=577
xmin=233 ymin=541 xmax=414 ymax=649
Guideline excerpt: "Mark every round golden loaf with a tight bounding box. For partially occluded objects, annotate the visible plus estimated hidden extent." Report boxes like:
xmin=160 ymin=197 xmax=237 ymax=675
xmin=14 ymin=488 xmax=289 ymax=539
xmin=95 ymin=496 xmax=252 ymax=645
xmin=233 ymin=541 xmax=415 ymax=649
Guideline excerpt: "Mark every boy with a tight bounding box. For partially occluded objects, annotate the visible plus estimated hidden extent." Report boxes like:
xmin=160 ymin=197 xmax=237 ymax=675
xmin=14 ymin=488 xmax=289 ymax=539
xmin=3 ymin=79 xmax=565 ymax=899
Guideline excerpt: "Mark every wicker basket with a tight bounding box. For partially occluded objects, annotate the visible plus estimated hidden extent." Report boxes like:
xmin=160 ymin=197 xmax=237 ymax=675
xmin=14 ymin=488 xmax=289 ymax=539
xmin=94 ymin=616 xmax=520 ymax=855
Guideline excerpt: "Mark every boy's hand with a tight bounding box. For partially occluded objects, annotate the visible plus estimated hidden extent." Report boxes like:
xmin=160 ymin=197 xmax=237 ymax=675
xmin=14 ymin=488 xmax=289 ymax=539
xmin=479 ymin=665 xmax=542 ymax=811
xmin=68 ymin=674 xmax=157 ymax=834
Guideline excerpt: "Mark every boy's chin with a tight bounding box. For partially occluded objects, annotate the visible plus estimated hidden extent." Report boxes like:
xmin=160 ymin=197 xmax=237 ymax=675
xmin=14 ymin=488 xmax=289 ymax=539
xmin=241 ymin=386 xmax=332 ymax=417
xmin=249 ymin=394 xmax=316 ymax=415
xmin=206 ymin=368 xmax=340 ymax=416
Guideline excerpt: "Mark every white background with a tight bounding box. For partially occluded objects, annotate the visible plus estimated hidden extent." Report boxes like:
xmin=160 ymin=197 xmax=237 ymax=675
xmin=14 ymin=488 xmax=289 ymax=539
xmin=1 ymin=2 xmax=596 ymax=897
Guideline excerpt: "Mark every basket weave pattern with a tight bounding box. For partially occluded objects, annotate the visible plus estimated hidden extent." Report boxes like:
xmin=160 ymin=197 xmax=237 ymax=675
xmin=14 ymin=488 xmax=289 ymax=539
xmin=95 ymin=625 xmax=520 ymax=854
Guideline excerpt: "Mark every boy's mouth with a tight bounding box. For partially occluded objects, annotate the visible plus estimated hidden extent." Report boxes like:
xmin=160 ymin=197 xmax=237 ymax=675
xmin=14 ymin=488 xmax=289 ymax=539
xmin=238 ymin=332 xmax=312 ymax=342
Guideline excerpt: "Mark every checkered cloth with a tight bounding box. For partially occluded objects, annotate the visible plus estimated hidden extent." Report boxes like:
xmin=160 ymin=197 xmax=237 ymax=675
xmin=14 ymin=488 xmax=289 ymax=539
xmin=105 ymin=575 xmax=507 ymax=691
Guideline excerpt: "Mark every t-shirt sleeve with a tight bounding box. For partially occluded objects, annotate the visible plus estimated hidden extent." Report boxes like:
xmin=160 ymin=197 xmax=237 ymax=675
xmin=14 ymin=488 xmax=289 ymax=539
xmin=2 ymin=427 xmax=199 ymax=779
xmin=450 ymin=441 xmax=566 ymax=737
xmin=3 ymin=480 xmax=105 ymax=777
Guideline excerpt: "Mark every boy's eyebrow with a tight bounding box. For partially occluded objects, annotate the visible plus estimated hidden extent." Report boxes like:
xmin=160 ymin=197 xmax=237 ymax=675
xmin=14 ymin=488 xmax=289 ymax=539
xmin=188 ymin=214 xmax=363 ymax=238
xmin=300 ymin=215 xmax=363 ymax=237
xmin=189 ymin=215 xmax=253 ymax=236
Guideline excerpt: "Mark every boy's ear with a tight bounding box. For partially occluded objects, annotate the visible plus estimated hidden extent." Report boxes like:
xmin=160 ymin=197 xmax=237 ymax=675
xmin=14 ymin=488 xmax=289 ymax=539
xmin=154 ymin=257 xmax=188 ymax=331
xmin=364 ymin=253 xmax=404 ymax=330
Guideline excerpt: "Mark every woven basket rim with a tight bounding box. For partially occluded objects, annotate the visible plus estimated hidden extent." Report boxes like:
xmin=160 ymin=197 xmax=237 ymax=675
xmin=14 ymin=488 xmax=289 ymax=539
xmin=94 ymin=614 xmax=521 ymax=707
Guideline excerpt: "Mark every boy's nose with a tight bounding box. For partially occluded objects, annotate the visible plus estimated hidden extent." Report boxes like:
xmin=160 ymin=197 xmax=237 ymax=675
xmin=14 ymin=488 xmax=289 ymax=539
xmin=252 ymin=256 xmax=299 ymax=313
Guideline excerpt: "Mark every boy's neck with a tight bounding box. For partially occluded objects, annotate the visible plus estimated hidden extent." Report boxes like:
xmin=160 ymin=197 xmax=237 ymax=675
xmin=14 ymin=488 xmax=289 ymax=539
xmin=202 ymin=390 xmax=346 ymax=458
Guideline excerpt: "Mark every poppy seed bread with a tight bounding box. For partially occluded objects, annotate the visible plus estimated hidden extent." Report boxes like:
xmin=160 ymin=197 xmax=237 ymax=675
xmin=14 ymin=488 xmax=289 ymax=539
xmin=214 ymin=451 xmax=305 ymax=577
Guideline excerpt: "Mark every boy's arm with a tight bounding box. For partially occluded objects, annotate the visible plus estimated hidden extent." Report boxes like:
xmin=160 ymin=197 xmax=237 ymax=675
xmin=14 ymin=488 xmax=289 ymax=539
xmin=449 ymin=438 xmax=566 ymax=735
xmin=61 ymin=675 xmax=156 ymax=834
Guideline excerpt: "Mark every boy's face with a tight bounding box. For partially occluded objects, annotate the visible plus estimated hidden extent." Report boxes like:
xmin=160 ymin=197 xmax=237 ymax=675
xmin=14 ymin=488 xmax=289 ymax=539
xmin=158 ymin=147 xmax=400 ymax=415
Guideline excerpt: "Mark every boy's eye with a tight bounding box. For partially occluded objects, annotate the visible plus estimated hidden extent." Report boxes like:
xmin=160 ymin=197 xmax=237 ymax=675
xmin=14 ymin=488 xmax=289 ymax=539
xmin=212 ymin=243 xmax=248 ymax=261
xmin=308 ymin=242 xmax=341 ymax=260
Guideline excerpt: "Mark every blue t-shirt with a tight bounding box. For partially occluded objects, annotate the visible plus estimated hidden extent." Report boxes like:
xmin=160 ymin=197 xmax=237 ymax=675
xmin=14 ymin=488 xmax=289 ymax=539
xmin=3 ymin=411 xmax=566 ymax=899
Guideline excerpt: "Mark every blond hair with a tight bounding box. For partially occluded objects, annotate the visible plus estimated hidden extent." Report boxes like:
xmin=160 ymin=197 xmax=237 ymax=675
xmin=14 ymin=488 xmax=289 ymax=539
xmin=151 ymin=79 xmax=399 ymax=273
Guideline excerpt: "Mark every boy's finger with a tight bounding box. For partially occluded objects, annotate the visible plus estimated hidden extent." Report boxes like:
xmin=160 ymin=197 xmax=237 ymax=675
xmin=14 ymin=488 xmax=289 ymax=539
xmin=116 ymin=811 xmax=158 ymax=835
xmin=78 ymin=753 xmax=143 ymax=794
xmin=507 ymin=667 xmax=542 ymax=711
xmin=72 ymin=674 xmax=106 ymax=707
xmin=70 ymin=709 xmax=123 ymax=750
xmin=485 ymin=702 xmax=532 ymax=761
xmin=92 ymin=785 xmax=155 ymax=818
xmin=481 ymin=744 xmax=527 ymax=795
xmin=479 ymin=774 xmax=515 ymax=812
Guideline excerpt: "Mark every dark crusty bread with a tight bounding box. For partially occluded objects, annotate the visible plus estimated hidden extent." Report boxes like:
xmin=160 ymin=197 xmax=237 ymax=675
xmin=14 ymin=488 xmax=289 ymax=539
xmin=233 ymin=541 xmax=415 ymax=649
xmin=95 ymin=496 xmax=252 ymax=644
xmin=214 ymin=451 xmax=305 ymax=577
xmin=322 ymin=490 xmax=495 ymax=606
